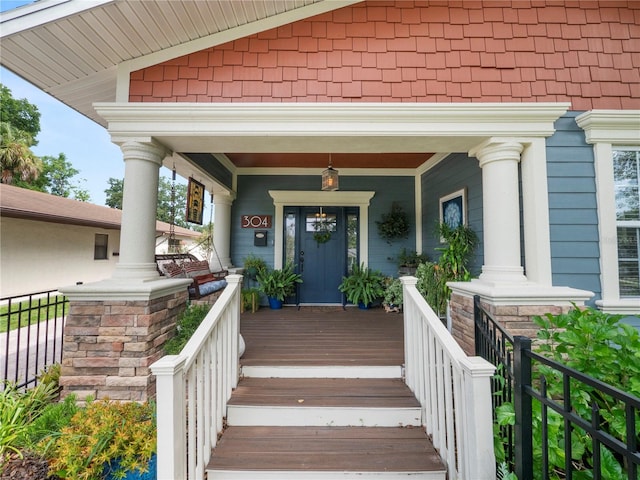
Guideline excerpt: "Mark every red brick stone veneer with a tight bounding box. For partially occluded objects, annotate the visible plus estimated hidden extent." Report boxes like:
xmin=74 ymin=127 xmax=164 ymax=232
xmin=60 ymin=290 xmax=188 ymax=402
xmin=130 ymin=0 xmax=640 ymax=109
xmin=449 ymin=292 xmax=572 ymax=356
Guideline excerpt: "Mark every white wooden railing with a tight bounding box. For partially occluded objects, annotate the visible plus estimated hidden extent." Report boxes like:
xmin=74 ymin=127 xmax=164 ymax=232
xmin=150 ymin=274 xmax=242 ymax=480
xmin=401 ymin=277 xmax=496 ymax=480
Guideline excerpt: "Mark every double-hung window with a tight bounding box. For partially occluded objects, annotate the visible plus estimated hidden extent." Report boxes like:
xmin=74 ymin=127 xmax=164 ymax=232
xmin=576 ymin=110 xmax=640 ymax=313
xmin=614 ymin=149 xmax=640 ymax=297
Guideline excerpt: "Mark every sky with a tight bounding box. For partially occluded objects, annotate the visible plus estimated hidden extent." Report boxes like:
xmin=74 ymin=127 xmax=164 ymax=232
xmin=0 ymin=0 xmax=187 ymax=208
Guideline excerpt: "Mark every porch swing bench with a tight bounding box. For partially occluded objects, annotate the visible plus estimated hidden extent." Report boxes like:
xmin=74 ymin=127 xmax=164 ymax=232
xmin=155 ymin=253 xmax=228 ymax=301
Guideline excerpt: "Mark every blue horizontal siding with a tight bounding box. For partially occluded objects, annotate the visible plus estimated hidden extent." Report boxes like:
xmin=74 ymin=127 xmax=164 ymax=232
xmin=231 ymin=174 xmax=416 ymax=278
xmin=547 ymin=112 xmax=601 ymax=304
xmin=420 ymin=153 xmax=483 ymax=277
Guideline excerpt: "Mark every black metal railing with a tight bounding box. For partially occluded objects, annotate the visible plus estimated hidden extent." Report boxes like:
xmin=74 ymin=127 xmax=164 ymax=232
xmin=1 ymin=290 xmax=68 ymax=389
xmin=474 ymin=296 xmax=640 ymax=480
xmin=515 ymin=336 xmax=640 ymax=480
xmin=474 ymin=294 xmax=516 ymax=470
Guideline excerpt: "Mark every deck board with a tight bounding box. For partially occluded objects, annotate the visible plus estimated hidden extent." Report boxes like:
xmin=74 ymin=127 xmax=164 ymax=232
xmin=208 ymin=426 xmax=445 ymax=472
xmin=229 ymin=378 xmax=420 ymax=408
xmin=240 ymin=306 xmax=404 ymax=367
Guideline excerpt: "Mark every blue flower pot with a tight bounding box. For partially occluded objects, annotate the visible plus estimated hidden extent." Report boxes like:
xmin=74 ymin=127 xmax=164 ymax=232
xmin=103 ymin=454 xmax=157 ymax=480
xmin=268 ymin=297 xmax=283 ymax=309
xmin=358 ymin=302 xmax=370 ymax=310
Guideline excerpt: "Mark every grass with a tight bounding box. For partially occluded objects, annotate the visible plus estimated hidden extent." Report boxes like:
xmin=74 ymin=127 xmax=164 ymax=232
xmin=0 ymin=295 xmax=68 ymax=333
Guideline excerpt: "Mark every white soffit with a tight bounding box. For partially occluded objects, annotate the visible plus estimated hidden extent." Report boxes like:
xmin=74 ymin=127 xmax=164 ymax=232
xmin=0 ymin=0 xmax=356 ymax=125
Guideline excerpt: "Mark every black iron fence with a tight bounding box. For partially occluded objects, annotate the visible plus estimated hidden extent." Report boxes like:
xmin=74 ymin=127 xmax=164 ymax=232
xmin=473 ymin=295 xmax=515 ymax=470
xmin=474 ymin=295 xmax=640 ymax=480
xmin=1 ymin=290 xmax=68 ymax=389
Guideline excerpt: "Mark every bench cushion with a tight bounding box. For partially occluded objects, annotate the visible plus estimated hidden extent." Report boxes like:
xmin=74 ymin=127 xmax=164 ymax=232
xmin=189 ymin=279 xmax=227 ymax=297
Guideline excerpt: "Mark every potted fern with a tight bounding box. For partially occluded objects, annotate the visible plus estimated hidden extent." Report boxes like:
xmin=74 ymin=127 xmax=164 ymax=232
xmin=338 ymin=263 xmax=385 ymax=309
xmin=256 ymin=263 xmax=302 ymax=309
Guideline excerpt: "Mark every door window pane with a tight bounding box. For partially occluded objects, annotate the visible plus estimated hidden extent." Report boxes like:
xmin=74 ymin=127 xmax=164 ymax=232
xmin=347 ymin=212 xmax=358 ymax=274
xmin=285 ymin=212 xmax=296 ymax=266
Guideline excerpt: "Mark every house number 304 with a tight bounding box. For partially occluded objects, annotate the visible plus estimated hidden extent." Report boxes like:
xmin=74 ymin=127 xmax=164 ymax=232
xmin=241 ymin=215 xmax=272 ymax=228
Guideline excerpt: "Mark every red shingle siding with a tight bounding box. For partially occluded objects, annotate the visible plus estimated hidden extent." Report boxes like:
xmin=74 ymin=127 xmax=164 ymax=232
xmin=129 ymin=0 xmax=640 ymax=109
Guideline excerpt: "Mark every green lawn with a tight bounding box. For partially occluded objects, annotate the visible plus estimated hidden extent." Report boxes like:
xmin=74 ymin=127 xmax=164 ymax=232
xmin=0 ymin=295 xmax=68 ymax=333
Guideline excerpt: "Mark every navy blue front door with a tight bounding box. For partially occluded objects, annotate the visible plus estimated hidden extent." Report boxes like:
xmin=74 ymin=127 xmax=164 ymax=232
xmin=285 ymin=207 xmax=358 ymax=304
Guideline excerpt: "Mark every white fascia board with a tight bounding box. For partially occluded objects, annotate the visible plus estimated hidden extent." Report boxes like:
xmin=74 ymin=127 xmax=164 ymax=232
xmin=576 ymin=110 xmax=640 ymax=144
xmin=94 ymin=102 xmax=571 ymax=139
xmin=0 ymin=0 xmax=114 ymax=38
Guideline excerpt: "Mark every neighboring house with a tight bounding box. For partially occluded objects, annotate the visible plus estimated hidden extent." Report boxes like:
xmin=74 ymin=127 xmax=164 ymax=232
xmin=0 ymin=184 xmax=200 ymax=298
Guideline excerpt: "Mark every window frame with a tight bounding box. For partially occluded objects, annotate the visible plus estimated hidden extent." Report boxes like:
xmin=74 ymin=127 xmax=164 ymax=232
xmin=94 ymin=233 xmax=109 ymax=260
xmin=576 ymin=111 xmax=640 ymax=313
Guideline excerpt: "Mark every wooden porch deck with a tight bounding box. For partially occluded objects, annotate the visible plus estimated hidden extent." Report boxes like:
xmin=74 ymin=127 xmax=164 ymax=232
xmin=239 ymin=306 xmax=405 ymax=367
xmin=206 ymin=306 xmax=446 ymax=479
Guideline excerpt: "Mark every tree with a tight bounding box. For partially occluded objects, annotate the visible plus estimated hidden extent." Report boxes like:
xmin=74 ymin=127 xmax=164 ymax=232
xmin=104 ymin=178 xmax=123 ymax=209
xmin=105 ymin=176 xmax=188 ymax=227
xmin=0 ymin=121 xmax=41 ymax=185
xmin=18 ymin=153 xmax=90 ymax=201
xmin=0 ymin=84 xmax=41 ymax=142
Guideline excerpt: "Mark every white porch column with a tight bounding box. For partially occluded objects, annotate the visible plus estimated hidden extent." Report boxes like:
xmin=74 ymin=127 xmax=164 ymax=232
xmin=213 ymin=192 xmax=236 ymax=269
xmin=114 ymin=140 xmax=168 ymax=280
xmin=470 ymin=139 xmax=527 ymax=284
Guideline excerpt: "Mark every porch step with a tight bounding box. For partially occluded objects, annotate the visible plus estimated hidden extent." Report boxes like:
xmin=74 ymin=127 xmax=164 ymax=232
xmin=206 ymin=426 xmax=447 ymax=480
xmin=227 ymin=377 xmax=422 ymax=427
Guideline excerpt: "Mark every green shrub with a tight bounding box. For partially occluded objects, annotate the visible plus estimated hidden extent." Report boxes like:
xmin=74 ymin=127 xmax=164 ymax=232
xmin=494 ymin=307 xmax=640 ymax=480
xmin=20 ymin=395 xmax=78 ymax=454
xmin=164 ymin=304 xmax=211 ymax=355
xmin=0 ymin=381 xmax=58 ymax=461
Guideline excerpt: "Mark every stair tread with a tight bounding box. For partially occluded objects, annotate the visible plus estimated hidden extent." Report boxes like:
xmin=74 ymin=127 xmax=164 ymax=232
xmin=207 ymin=426 xmax=445 ymax=472
xmin=229 ymin=377 xmax=420 ymax=408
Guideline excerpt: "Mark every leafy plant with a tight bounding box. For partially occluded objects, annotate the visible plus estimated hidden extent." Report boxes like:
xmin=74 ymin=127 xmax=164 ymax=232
xmin=376 ymin=202 xmax=410 ymax=243
xmin=338 ymin=263 xmax=385 ymax=307
xmin=164 ymin=304 xmax=211 ymax=355
xmin=256 ymin=263 xmax=303 ymax=302
xmin=242 ymin=254 xmax=268 ymax=280
xmin=416 ymin=223 xmax=478 ymax=317
xmin=241 ymin=287 xmax=261 ymax=313
xmin=47 ymin=400 xmax=156 ymax=480
xmin=493 ymin=307 xmax=640 ymax=480
xmin=396 ymin=248 xmax=429 ymax=267
xmin=383 ymin=277 xmax=403 ymax=312
xmin=37 ymin=363 xmax=61 ymax=392
xmin=0 ymin=381 xmax=57 ymax=461
xmin=20 ymin=394 xmax=78 ymax=454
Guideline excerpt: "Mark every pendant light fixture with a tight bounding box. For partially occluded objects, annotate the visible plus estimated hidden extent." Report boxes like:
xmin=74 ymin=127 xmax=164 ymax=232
xmin=321 ymin=154 xmax=339 ymax=191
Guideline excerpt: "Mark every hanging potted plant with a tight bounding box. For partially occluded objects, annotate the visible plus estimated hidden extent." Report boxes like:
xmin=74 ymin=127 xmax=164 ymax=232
xmin=338 ymin=263 xmax=385 ymax=309
xmin=376 ymin=202 xmax=410 ymax=244
xmin=256 ymin=263 xmax=303 ymax=309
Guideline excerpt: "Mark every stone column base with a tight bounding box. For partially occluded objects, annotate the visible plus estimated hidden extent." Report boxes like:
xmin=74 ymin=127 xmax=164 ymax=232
xmin=60 ymin=285 xmax=189 ymax=402
xmin=448 ymin=280 xmax=593 ymax=355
